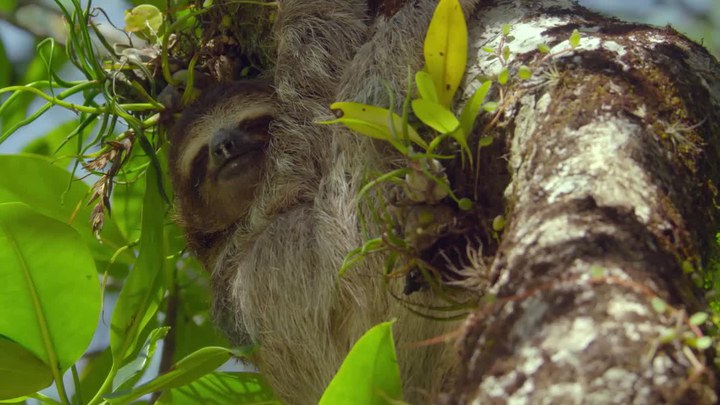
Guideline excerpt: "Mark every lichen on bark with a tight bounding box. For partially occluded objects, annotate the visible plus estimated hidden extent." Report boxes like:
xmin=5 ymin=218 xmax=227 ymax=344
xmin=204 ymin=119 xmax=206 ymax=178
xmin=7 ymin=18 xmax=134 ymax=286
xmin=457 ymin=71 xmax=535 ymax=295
xmin=446 ymin=0 xmax=720 ymax=403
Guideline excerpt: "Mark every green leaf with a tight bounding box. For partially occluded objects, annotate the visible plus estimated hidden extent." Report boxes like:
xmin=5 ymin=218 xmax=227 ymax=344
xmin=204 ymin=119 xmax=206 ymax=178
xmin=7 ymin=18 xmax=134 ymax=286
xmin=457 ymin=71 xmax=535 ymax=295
xmin=415 ymin=71 xmax=439 ymax=103
xmin=0 ymin=203 xmax=100 ymax=372
xmin=537 ymin=43 xmax=551 ymax=54
xmin=478 ymin=136 xmax=494 ymax=147
xmin=157 ymin=372 xmax=280 ymax=405
xmin=482 ymin=102 xmax=498 ymax=112
xmin=319 ymin=322 xmax=402 ymax=405
xmin=411 ymin=98 xmax=459 ymax=134
xmin=124 ymin=5 xmax=163 ymax=35
xmin=458 ymin=198 xmax=472 ymax=211
xmin=0 ymin=0 xmax=16 ymax=13
xmin=326 ymin=102 xmax=428 ymax=151
xmin=423 ymin=0 xmax=468 ymax=107
xmin=694 ymin=336 xmax=713 ymax=351
xmin=106 ymin=347 xmax=239 ymax=404
xmin=518 ymin=65 xmax=532 ymax=80
xmin=501 ymin=23 xmax=511 ymax=37
xmin=689 ymin=312 xmax=709 ymax=326
xmin=457 ymin=81 xmax=491 ymax=139
xmin=110 ymin=163 xmax=166 ymax=365
xmin=569 ymin=29 xmax=581 ymax=49
xmin=0 ymin=337 xmax=53 ymax=400
xmin=492 ymin=215 xmax=506 ymax=231
xmin=651 ymin=297 xmax=668 ymax=313
xmin=0 ymin=155 xmax=131 ymax=264
xmin=498 ymin=68 xmax=510 ymax=85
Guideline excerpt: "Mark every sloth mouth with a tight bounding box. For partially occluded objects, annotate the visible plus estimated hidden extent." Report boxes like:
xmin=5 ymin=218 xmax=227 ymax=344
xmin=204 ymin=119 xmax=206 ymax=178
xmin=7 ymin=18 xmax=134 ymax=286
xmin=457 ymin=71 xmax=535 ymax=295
xmin=216 ymin=147 xmax=264 ymax=181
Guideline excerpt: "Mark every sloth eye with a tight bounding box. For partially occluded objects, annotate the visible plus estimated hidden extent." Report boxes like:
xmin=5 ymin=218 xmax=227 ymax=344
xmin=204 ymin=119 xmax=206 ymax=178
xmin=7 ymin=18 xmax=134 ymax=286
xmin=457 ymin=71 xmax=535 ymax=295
xmin=237 ymin=115 xmax=272 ymax=134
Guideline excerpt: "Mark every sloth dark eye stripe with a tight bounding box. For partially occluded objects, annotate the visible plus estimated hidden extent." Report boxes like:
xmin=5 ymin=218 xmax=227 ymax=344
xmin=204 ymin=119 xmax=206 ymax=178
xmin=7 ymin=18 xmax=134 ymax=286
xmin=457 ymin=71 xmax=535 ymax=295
xmin=189 ymin=145 xmax=209 ymax=189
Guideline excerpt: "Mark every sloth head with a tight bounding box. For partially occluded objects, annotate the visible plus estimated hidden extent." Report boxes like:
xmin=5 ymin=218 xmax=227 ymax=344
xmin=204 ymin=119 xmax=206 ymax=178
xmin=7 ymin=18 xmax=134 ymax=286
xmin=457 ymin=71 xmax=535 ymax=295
xmin=168 ymin=80 xmax=275 ymax=263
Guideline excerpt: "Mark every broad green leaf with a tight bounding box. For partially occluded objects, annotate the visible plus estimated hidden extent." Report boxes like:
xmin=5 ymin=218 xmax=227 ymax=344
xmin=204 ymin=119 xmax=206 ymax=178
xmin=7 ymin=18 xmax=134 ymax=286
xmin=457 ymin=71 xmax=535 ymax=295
xmin=106 ymin=346 xmax=239 ymax=404
xmin=423 ymin=0 xmax=468 ymax=107
xmin=326 ymin=102 xmax=428 ymax=151
xmin=0 ymin=203 xmax=100 ymax=372
xmin=411 ymin=99 xmax=459 ymax=134
xmin=0 ymin=337 xmax=53 ymax=400
xmin=110 ymin=163 xmax=166 ymax=364
xmin=319 ymin=322 xmax=401 ymax=405
xmin=0 ymin=0 xmax=16 ymax=12
xmin=415 ymin=71 xmax=439 ymax=103
xmin=457 ymin=80 xmax=492 ymax=139
xmin=0 ymin=155 xmax=131 ymax=264
xmin=157 ymin=372 xmax=280 ymax=405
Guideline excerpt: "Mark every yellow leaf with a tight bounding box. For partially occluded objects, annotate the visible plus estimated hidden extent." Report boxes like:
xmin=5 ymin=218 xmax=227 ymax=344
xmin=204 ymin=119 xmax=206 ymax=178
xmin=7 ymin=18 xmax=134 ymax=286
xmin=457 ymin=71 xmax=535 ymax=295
xmin=325 ymin=102 xmax=428 ymax=151
xmin=424 ymin=0 xmax=468 ymax=107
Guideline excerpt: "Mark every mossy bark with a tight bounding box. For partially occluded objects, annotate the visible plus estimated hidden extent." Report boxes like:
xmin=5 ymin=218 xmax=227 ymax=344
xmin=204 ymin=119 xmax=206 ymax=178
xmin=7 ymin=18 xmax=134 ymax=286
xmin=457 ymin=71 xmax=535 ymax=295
xmin=445 ymin=1 xmax=720 ymax=403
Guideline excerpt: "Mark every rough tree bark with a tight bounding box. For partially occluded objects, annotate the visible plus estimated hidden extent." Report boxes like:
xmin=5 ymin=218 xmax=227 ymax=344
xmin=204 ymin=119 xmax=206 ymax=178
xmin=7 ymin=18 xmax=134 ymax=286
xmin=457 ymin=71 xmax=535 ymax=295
xmin=437 ymin=1 xmax=720 ymax=403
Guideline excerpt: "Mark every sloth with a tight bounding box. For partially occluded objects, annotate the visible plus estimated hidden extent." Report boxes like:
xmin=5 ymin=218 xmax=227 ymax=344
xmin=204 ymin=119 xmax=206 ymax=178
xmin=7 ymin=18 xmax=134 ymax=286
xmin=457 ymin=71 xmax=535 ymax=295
xmin=168 ymin=0 xmax=483 ymax=403
xmin=168 ymin=80 xmax=275 ymax=267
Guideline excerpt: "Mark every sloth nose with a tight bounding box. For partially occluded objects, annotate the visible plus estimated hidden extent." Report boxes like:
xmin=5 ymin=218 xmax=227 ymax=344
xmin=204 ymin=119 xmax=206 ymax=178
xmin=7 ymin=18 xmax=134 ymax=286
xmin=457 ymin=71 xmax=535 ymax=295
xmin=211 ymin=128 xmax=241 ymax=162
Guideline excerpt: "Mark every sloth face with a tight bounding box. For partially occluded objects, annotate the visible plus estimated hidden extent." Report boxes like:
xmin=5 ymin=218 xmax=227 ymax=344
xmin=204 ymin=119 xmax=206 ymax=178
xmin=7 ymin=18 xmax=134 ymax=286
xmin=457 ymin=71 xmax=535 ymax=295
xmin=168 ymin=81 xmax=275 ymax=260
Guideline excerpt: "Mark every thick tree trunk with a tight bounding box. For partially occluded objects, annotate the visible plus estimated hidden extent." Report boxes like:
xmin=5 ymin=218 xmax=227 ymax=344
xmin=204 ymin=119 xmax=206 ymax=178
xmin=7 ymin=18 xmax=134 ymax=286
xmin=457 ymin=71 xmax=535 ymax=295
xmin=441 ymin=1 xmax=720 ymax=403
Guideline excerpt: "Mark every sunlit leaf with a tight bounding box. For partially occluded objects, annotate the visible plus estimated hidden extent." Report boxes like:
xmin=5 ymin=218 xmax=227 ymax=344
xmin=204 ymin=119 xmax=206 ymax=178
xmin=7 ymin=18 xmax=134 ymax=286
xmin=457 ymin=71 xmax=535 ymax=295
xmin=457 ymin=80 xmax=491 ymax=139
xmin=319 ymin=322 xmax=401 ymax=405
xmin=518 ymin=65 xmax=532 ymax=80
xmin=0 ymin=337 xmax=53 ymax=400
xmin=570 ymin=29 xmax=581 ymax=49
xmin=415 ymin=71 xmax=439 ymax=103
xmin=124 ymin=5 xmax=163 ymax=34
xmin=498 ymin=67 xmax=510 ymax=85
xmin=0 ymin=202 xmax=100 ymax=372
xmin=423 ymin=0 xmax=468 ymax=107
xmin=326 ymin=102 xmax=428 ymax=151
xmin=157 ymin=372 xmax=279 ymax=405
xmin=537 ymin=43 xmax=551 ymax=54
xmin=0 ymin=155 xmax=131 ymax=264
xmin=411 ymin=98 xmax=459 ymax=134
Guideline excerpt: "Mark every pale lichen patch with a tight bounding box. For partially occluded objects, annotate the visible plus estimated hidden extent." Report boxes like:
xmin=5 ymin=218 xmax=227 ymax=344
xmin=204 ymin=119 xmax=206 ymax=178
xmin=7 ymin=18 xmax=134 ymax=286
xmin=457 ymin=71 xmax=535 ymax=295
xmin=540 ymin=116 xmax=655 ymax=223
xmin=542 ymin=317 xmax=597 ymax=363
xmin=607 ymin=296 xmax=649 ymax=319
